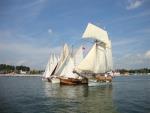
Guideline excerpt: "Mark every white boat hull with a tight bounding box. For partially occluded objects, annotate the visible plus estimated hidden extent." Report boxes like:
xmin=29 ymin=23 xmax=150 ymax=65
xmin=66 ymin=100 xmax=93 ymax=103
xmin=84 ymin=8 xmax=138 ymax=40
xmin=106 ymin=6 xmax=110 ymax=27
xmin=42 ymin=78 xmax=49 ymax=82
xmin=88 ymin=79 xmax=111 ymax=86
xmin=51 ymin=78 xmax=60 ymax=84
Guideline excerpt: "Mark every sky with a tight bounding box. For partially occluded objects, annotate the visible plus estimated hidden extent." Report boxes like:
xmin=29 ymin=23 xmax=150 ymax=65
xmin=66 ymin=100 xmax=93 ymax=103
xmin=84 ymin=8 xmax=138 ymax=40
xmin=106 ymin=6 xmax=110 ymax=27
xmin=0 ymin=0 xmax=150 ymax=69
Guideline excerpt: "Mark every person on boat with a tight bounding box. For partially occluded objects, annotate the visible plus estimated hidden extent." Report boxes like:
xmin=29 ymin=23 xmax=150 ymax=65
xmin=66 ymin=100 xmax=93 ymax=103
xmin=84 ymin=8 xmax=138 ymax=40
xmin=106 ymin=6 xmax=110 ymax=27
xmin=105 ymin=73 xmax=108 ymax=78
xmin=107 ymin=71 xmax=114 ymax=77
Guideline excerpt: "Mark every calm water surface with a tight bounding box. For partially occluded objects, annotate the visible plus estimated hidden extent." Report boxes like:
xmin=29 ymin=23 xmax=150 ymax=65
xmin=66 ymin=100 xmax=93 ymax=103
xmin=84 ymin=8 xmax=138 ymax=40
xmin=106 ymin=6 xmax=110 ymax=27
xmin=0 ymin=75 xmax=150 ymax=113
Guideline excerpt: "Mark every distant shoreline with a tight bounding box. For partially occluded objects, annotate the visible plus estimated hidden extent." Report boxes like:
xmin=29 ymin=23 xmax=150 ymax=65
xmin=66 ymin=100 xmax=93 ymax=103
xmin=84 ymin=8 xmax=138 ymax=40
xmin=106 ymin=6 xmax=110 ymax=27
xmin=0 ymin=73 xmax=150 ymax=77
xmin=0 ymin=74 xmax=42 ymax=77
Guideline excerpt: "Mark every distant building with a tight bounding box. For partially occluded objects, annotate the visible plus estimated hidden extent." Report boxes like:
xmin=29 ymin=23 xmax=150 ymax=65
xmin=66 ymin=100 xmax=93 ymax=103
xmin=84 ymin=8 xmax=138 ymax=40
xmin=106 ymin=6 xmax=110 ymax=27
xmin=20 ymin=70 xmax=26 ymax=74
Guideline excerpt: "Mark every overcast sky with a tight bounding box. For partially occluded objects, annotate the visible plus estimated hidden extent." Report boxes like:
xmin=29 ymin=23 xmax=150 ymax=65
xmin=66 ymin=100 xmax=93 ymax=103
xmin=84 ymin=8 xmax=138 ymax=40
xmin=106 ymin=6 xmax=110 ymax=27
xmin=0 ymin=0 xmax=150 ymax=69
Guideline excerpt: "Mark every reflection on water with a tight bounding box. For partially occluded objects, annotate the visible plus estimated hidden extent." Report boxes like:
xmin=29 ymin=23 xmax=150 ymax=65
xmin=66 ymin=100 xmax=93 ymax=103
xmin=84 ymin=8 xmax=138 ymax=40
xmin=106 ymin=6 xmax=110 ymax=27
xmin=43 ymin=82 xmax=117 ymax=113
xmin=1 ymin=76 xmax=149 ymax=113
xmin=44 ymin=83 xmax=88 ymax=98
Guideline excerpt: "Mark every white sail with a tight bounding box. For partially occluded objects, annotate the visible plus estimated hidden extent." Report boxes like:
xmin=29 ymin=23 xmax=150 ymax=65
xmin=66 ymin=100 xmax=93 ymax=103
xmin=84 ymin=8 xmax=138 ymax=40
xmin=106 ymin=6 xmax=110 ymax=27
xmin=53 ymin=54 xmax=58 ymax=66
xmin=105 ymin=40 xmax=113 ymax=71
xmin=43 ymin=53 xmax=60 ymax=78
xmin=56 ymin=56 xmax=60 ymax=63
xmin=54 ymin=44 xmax=79 ymax=79
xmin=47 ymin=54 xmax=56 ymax=77
xmin=76 ymin=43 xmax=107 ymax=73
xmin=60 ymin=56 xmax=79 ymax=78
xmin=75 ymin=44 xmax=96 ymax=73
xmin=55 ymin=44 xmax=69 ymax=75
xmin=43 ymin=62 xmax=49 ymax=78
xmin=82 ymin=23 xmax=109 ymax=44
xmin=74 ymin=46 xmax=84 ymax=66
xmin=43 ymin=54 xmax=53 ymax=78
xmin=95 ymin=45 xmax=107 ymax=73
xmin=50 ymin=53 xmax=58 ymax=75
xmin=60 ymin=43 xmax=69 ymax=62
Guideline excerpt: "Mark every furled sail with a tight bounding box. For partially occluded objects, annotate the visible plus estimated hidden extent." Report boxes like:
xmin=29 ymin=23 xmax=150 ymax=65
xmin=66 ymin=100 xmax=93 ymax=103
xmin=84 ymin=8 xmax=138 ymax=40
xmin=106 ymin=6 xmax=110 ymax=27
xmin=76 ymin=43 xmax=107 ymax=73
xmin=74 ymin=46 xmax=84 ymax=66
xmin=82 ymin=23 xmax=109 ymax=44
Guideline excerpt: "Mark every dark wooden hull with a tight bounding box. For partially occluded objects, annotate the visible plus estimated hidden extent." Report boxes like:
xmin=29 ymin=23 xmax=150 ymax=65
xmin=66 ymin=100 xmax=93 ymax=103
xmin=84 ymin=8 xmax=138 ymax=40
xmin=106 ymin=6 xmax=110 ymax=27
xmin=60 ymin=78 xmax=88 ymax=85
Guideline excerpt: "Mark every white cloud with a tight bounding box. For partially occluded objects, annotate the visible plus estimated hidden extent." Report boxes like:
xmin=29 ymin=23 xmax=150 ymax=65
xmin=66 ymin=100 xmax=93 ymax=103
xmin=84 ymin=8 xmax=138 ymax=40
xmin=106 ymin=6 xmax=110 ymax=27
xmin=126 ymin=0 xmax=144 ymax=10
xmin=16 ymin=60 xmax=27 ymax=66
xmin=0 ymin=40 xmax=61 ymax=69
xmin=21 ymin=0 xmax=48 ymax=17
xmin=1 ymin=0 xmax=48 ymax=22
xmin=113 ymin=38 xmax=137 ymax=47
xmin=21 ymin=0 xmax=47 ymax=9
xmin=145 ymin=50 xmax=150 ymax=59
xmin=114 ymin=50 xmax=150 ymax=69
xmin=0 ymin=29 xmax=67 ymax=69
xmin=48 ymin=28 xmax=52 ymax=34
xmin=109 ymin=9 xmax=150 ymax=25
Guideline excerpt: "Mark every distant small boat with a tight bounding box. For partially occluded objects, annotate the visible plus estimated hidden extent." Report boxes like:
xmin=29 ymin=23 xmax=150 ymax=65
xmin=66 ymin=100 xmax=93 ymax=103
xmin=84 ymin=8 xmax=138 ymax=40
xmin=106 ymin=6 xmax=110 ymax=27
xmin=113 ymin=71 xmax=120 ymax=76
xmin=88 ymin=79 xmax=111 ymax=86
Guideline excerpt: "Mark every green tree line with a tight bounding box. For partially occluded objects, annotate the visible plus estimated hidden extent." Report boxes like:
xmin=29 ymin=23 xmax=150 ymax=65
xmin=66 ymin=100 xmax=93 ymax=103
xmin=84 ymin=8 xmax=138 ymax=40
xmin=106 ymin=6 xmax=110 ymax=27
xmin=117 ymin=68 xmax=150 ymax=74
xmin=0 ymin=64 xmax=30 ymax=74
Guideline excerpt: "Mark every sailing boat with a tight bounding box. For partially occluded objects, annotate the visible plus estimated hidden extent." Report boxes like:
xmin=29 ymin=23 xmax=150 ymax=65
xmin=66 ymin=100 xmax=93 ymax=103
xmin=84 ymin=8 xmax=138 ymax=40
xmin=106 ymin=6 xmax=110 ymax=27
xmin=54 ymin=44 xmax=87 ymax=85
xmin=75 ymin=23 xmax=113 ymax=86
xmin=49 ymin=54 xmax=60 ymax=83
xmin=42 ymin=44 xmax=70 ymax=84
xmin=42 ymin=54 xmax=53 ymax=82
xmin=42 ymin=53 xmax=60 ymax=83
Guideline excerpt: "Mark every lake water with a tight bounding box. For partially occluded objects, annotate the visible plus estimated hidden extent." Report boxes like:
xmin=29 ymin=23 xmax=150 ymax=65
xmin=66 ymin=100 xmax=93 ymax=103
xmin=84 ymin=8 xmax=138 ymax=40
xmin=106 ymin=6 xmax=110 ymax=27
xmin=0 ymin=75 xmax=150 ymax=113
